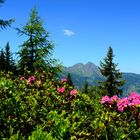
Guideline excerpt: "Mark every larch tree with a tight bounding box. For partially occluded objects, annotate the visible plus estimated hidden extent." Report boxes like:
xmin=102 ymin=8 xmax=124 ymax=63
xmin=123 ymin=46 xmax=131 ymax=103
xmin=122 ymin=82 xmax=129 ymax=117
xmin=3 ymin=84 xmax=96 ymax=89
xmin=17 ymin=7 xmax=58 ymax=75
xmin=99 ymin=46 xmax=125 ymax=96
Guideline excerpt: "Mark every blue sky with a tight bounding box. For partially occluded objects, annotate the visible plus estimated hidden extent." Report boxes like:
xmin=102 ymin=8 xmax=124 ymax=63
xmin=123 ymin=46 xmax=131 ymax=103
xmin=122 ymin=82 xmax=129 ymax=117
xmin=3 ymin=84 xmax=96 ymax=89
xmin=0 ymin=0 xmax=140 ymax=74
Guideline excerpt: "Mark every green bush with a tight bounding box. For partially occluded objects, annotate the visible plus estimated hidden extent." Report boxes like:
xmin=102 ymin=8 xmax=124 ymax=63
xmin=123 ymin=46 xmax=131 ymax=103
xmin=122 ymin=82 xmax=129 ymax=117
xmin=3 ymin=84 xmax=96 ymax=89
xmin=0 ymin=71 xmax=140 ymax=139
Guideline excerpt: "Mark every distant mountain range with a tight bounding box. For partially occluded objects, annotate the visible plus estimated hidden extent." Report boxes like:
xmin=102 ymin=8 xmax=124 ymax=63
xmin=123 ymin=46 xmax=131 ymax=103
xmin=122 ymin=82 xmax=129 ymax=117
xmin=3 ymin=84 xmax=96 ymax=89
xmin=60 ymin=62 xmax=140 ymax=95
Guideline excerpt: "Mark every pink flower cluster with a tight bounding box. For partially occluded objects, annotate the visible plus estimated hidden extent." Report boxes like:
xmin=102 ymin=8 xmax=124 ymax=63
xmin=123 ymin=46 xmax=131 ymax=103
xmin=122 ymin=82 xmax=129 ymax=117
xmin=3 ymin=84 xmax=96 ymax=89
xmin=117 ymin=97 xmax=129 ymax=112
xmin=57 ymin=87 xmax=78 ymax=96
xmin=61 ymin=78 xmax=67 ymax=83
xmin=101 ymin=95 xmax=119 ymax=104
xmin=20 ymin=75 xmax=42 ymax=86
xmin=70 ymin=89 xmax=78 ymax=96
xmin=57 ymin=87 xmax=65 ymax=93
xmin=101 ymin=92 xmax=140 ymax=112
xmin=27 ymin=76 xmax=36 ymax=85
xmin=127 ymin=92 xmax=140 ymax=108
xmin=57 ymin=78 xmax=78 ymax=96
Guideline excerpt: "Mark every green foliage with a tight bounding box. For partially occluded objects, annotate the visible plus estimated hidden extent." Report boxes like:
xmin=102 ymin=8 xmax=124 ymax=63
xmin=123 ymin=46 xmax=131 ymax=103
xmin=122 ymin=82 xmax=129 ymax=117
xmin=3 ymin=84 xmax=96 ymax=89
xmin=0 ymin=0 xmax=14 ymax=29
xmin=28 ymin=126 xmax=54 ymax=140
xmin=0 ymin=68 xmax=140 ymax=140
xmin=0 ymin=19 xmax=14 ymax=29
xmin=99 ymin=46 xmax=125 ymax=96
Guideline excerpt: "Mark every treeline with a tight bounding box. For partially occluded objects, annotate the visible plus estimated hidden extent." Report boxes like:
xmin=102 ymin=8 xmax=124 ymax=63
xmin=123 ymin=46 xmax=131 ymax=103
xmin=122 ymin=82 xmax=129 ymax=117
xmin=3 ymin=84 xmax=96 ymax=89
xmin=0 ymin=42 xmax=16 ymax=73
xmin=0 ymin=3 xmax=60 ymax=79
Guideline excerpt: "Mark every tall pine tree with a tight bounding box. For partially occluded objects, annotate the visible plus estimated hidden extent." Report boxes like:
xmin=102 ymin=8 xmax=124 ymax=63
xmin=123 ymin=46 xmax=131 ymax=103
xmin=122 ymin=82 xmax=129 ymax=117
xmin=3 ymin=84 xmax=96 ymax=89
xmin=17 ymin=7 xmax=58 ymax=74
xmin=99 ymin=47 xmax=125 ymax=96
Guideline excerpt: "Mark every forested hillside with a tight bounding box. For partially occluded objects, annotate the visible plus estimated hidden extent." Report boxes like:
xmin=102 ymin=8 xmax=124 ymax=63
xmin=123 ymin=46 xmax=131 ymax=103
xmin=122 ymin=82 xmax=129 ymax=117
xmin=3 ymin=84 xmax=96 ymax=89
xmin=61 ymin=62 xmax=140 ymax=95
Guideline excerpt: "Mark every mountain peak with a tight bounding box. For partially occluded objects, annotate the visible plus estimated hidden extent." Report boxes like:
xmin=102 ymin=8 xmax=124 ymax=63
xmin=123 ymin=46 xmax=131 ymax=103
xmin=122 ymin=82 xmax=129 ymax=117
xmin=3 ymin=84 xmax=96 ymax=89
xmin=72 ymin=63 xmax=84 ymax=68
xmin=64 ymin=62 xmax=101 ymax=77
xmin=72 ymin=62 xmax=97 ymax=68
xmin=86 ymin=62 xmax=95 ymax=65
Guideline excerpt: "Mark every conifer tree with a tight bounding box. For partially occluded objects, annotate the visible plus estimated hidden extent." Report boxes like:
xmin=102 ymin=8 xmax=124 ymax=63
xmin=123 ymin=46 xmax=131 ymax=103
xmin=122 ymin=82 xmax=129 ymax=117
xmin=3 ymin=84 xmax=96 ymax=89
xmin=67 ymin=73 xmax=74 ymax=87
xmin=99 ymin=46 xmax=125 ymax=96
xmin=82 ymin=81 xmax=89 ymax=94
xmin=0 ymin=49 xmax=5 ymax=70
xmin=4 ymin=42 xmax=16 ymax=72
xmin=0 ymin=0 xmax=14 ymax=29
xmin=17 ymin=7 xmax=58 ymax=74
xmin=5 ymin=42 xmax=10 ymax=71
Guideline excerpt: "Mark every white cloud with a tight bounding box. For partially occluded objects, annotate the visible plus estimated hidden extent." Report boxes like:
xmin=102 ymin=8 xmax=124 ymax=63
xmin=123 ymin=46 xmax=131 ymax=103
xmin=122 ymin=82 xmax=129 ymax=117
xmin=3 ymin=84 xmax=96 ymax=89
xmin=62 ymin=29 xmax=75 ymax=36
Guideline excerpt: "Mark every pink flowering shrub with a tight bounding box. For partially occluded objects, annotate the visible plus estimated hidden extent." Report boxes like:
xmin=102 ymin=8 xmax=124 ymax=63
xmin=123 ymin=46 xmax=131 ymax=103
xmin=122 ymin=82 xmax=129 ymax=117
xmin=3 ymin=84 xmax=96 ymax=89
xmin=57 ymin=87 xmax=65 ymax=93
xmin=1 ymin=71 xmax=140 ymax=139
xmin=117 ymin=97 xmax=129 ymax=112
xmin=127 ymin=92 xmax=140 ymax=108
xmin=57 ymin=78 xmax=78 ymax=97
xmin=19 ymin=75 xmax=43 ymax=88
xmin=101 ymin=92 xmax=140 ymax=112
xmin=70 ymin=89 xmax=78 ymax=96
xmin=111 ymin=95 xmax=119 ymax=102
xmin=100 ymin=95 xmax=113 ymax=104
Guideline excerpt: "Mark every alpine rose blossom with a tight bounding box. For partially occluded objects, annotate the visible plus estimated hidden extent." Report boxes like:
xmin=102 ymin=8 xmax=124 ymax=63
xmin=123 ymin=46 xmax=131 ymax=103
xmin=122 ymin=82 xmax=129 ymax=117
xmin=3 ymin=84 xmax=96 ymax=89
xmin=20 ymin=76 xmax=25 ymax=80
xmin=111 ymin=95 xmax=119 ymax=102
xmin=100 ymin=95 xmax=112 ymax=104
xmin=128 ymin=92 xmax=140 ymax=101
xmin=61 ymin=78 xmax=67 ymax=83
xmin=117 ymin=98 xmax=129 ymax=112
xmin=128 ymin=92 xmax=140 ymax=106
xmin=57 ymin=87 xmax=65 ymax=93
xmin=117 ymin=106 xmax=125 ymax=112
xmin=128 ymin=99 xmax=140 ymax=106
xmin=101 ymin=92 xmax=140 ymax=113
xmin=70 ymin=89 xmax=78 ymax=96
xmin=27 ymin=76 xmax=36 ymax=85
